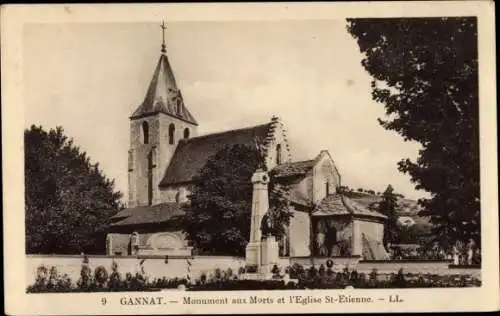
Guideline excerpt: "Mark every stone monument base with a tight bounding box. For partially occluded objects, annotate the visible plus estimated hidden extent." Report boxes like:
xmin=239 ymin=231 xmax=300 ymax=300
xmin=243 ymin=236 xmax=281 ymax=280
xmin=259 ymin=235 xmax=280 ymax=278
xmin=245 ymin=241 xmax=261 ymax=267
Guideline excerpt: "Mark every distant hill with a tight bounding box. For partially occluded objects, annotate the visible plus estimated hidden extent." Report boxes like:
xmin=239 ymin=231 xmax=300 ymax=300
xmin=345 ymin=191 xmax=433 ymax=244
xmin=344 ymin=191 xmax=431 ymax=228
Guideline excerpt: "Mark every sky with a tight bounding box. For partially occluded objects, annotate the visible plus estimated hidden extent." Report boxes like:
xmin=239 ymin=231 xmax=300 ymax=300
xmin=23 ymin=20 xmax=427 ymax=201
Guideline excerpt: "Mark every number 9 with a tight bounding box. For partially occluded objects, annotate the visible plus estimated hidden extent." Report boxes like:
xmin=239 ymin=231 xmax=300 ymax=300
xmin=101 ymin=297 xmax=107 ymax=305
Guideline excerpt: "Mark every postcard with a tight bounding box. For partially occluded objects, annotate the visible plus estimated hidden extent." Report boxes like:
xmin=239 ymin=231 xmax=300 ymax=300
xmin=2 ymin=2 xmax=498 ymax=314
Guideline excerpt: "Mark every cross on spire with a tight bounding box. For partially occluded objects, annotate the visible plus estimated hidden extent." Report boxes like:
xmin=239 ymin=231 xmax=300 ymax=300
xmin=160 ymin=20 xmax=167 ymax=54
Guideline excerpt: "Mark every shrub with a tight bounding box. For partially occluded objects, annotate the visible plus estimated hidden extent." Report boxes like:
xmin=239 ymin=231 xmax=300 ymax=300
xmin=27 ymin=265 xmax=72 ymax=293
xmin=326 ymin=267 xmax=334 ymax=276
xmin=326 ymin=259 xmax=334 ymax=268
xmin=271 ymin=265 xmax=280 ymax=277
xmin=108 ymin=261 xmax=121 ymax=290
xmin=94 ymin=266 xmax=108 ymax=288
xmin=318 ymin=264 xmax=326 ymax=277
xmin=238 ymin=266 xmax=245 ymax=275
xmin=287 ymin=263 xmax=305 ymax=279
xmin=214 ymin=268 xmax=222 ymax=280
xmin=393 ymin=268 xmax=406 ymax=287
xmin=200 ymin=273 xmax=207 ymax=284
xmin=153 ymin=277 xmax=188 ymax=289
xmin=34 ymin=265 xmax=49 ymax=287
xmin=131 ymin=273 xmax=147 ymax=290
xmin=354 ymin=273 xmax=367 ymax=288
xmin=308 ymin=265 xmax=318 ymax=278
xmin=350 ymin=270 xmax=358 ymax=282
xmin=77 ymin=262 xmax=92 ymax=289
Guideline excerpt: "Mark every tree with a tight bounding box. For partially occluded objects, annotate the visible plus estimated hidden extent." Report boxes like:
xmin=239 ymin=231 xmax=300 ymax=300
xmin=347 ymin=18 xmax=480 ymax=247
xmin=378 ymin=185 xmax=399 ymax=246
xmin=182 ymin=144 xmax=293 ymax=256
xmin=338 ymin=185 xmax=350 ymax=194
xmin=399 ymin=222 xmax=432 ymax=245
xmin=265 ymin=173 xmax=294 ymax=239
xmin=25 ymin=125 xmax=123 ymax=254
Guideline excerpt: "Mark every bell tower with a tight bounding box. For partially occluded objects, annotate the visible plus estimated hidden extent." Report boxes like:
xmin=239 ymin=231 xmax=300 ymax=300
xmin=128 ymin=21 xmax=198 ymax=207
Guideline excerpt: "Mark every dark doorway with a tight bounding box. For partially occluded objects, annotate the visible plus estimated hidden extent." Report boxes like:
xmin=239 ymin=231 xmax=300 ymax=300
xmin=325 ymin=225 xmax=337 ymax=257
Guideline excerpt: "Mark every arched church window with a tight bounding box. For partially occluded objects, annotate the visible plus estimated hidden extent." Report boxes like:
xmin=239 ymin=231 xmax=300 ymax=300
xmin=184 ymin=128 xmax=190 ymax=139
xmin=142 ymin=121 xmax=149 ymax=144
xmin=128 ymin=150 xmax=134 ymax=171
xmin=151 ymin=146 xmax=157 ymax=167
xmin=169 ymin=123 xmax=175 ymax=145
xmin=326 ymin=181 xmax=330 ymax=197
xmin=276 ymin=143 xmax=282 ymax=165
xmin=176 ymin=98 xmax=182 ymax=115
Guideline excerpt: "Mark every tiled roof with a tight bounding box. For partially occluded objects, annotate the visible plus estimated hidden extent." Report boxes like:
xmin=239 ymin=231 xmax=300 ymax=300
xmin=111 ymin=207 xmax=140 ymax=220
xmin=130 ymin=54 xmax=197 ymax=125
xmin=312 ymin=194 xmax=387 ymax=219
xmin=110 ymin=203 xmax=184 ymax=226
xmin=271 ymin=160 xmax=316 ymax=178
xmin=159 ymin=123 xmax=271 ymax=186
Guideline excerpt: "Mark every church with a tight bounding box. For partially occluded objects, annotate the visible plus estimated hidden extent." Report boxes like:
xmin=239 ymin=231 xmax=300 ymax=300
xmin=105 ymin=26 xmax=389 ymax=261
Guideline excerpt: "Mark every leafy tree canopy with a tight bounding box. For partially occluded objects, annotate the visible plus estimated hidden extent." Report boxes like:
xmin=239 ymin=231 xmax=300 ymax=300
xmin=378 ymin=185 xmax=400 ymax=246
xmin=25 ymin=125 xmax=123 ymax=254
xmin=347 ymin=18 xmax=479 ymax=247
xmin=182 ymin=144 xmax=292 ymax=256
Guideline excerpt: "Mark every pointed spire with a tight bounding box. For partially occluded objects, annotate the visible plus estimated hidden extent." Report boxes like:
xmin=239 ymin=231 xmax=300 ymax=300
xmin=160 ymin=20 xmax=167 ymax=54
xmin=130 ymin=23 xmax=197 ymax=125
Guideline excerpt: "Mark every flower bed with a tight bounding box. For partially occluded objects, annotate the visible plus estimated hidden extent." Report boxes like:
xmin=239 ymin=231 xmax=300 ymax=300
xmin=189 ymin=270 xmax=480 ymax=291
xmin=27 ymin=261 xmax=188 ymax=293
xmin=27 ymin=261 xmax=481 ymax=293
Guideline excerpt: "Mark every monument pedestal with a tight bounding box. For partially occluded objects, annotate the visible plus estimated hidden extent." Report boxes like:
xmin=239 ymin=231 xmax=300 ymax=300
xmin=245 ymin=241 xmax=261 ymax=267
xmin=243 ymin=236 xmax=280 ymax=280
xmin=259 ymin=236 xmax=280 ymax=278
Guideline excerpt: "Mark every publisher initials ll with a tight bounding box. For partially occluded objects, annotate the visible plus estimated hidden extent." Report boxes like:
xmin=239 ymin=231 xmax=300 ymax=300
xmin=389 ymin=295 xmax=403 ymax=303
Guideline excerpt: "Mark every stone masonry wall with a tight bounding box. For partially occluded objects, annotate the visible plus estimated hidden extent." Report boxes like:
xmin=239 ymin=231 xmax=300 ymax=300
xmin=356 ymin=219 xmax=384 ymax=244
xmin=129 ymin=113 xmax=198 ymax=207
xmin=288 ymin=209 xmax=311 ymax=257
xmin=108 ymin=231 xmax=189 ymax=256
xmin=159 ymin=184 xmax=190 ymax=203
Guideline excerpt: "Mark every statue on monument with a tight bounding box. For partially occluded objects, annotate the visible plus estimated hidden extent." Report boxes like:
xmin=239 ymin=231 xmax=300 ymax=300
xmin=261 ymin=211 xmax=277 ymax=238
